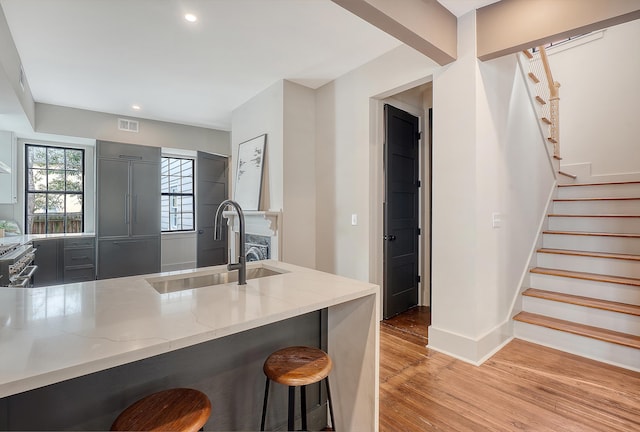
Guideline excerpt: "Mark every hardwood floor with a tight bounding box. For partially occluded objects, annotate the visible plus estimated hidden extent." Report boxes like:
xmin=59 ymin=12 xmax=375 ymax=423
xmin=380 ymin=306 xmax=640 ymax=431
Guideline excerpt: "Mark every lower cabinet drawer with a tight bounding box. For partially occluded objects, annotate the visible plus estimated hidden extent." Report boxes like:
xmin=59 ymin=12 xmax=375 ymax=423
xmin=64 ymin=247 xmax=95 ymax=266
xmin=64 ymin=237 xmax=95 ymax=249
xmin=64 ymin=266 xmax=96 ymax=283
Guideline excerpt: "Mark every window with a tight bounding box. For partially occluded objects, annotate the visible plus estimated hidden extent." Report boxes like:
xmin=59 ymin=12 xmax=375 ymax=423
xmin=25 ymin=144 xmax=85 ymax=234
xmin=161 ymin=157 xmax=194 ymax=232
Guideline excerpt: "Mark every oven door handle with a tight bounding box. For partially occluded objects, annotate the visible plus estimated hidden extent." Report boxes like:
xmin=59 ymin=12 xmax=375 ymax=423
xmin=18 ymin=265 xmax=38 ymax=280
xmin=10 ymin=277 xmax=30 ymax=288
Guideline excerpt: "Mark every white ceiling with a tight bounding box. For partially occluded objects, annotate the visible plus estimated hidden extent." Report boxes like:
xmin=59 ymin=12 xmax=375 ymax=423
xmin=1 ymin=0 xmax=498 ymax=132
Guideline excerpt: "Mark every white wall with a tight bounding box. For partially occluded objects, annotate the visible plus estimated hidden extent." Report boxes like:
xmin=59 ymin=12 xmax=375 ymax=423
xmin=315 ymin=44 xmax=439 ymax=281
xmin=429 ymin=12 xmax=556 ymax=363
xmin=282 ymin=81 xmax=317 ymax=268
xmin=232 ymin=81 xmax=284 ymax=212
xmin=551 ymin=20 xmax=640 ymax=177
xmin=231 ymin=80 xmax=316 ymax=268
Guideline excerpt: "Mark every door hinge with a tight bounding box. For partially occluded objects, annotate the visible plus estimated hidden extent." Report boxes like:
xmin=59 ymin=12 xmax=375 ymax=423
xmin=417 ymin=180 xmax=421 ymax=188
xmin=417 ymin=275 xmax=421 ymax=283
xmin=417 ymin=131 xmax=422 ymax=140
xmin=417 ymin=227 xmax=421 ymax=236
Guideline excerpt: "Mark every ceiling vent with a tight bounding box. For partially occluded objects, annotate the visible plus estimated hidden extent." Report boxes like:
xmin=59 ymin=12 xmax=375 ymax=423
xmin=118 ymin=118 xmax=139 ymax=132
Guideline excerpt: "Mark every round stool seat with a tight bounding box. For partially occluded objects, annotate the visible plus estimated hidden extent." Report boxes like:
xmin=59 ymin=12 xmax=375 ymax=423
xmin=111 ymin=388 xmax=211 ymax=432
xmin=263 ymin=346 xmax=333 ymax=386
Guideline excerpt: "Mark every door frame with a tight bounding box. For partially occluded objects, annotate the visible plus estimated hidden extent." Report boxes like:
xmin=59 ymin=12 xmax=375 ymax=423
xmin=370 ymin=89 xmax=432 ymax=317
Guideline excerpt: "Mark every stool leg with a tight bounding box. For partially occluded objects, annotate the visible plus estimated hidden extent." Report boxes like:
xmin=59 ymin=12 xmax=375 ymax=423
xmin=261 ymin=378 xmax=270 ymax=431
xmin=325 ymin=378 xmax=336 ymax=431
xmin=301 ymin=385 xmax=307 ymax=431
xmin=288 ymin=386 xmax=295 ymax=431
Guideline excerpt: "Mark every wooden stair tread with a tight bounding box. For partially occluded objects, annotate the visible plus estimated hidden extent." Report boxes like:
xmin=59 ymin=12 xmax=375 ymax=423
xmin=558 ymin=181 xmax=640 ymax=187
xmin=522 ymin=49 xmax=533 ymax=59
xmin=537 ymin=248 xmax=640 ymax=262
xmin=540 ymin=117 xmax=552 ymax=124
xmin=523 ymin=288 xmax=640 ymax=316
xmin=514 ymin=311 xmax=640 ymax=349
xmin=535 ymin=96 xmax=546 ymax=105
xmin=530 ymin=267 xmax=640 ymax=287
xmin=558 ymin=171 xmax=577 ymax=179
xmin=543 ymin=230 xmax=640 ymax=238
xmin=528 ymin=72 xmax=540 ymax=83
xmin=554 ymin=197 xmax=640 ymax=202
xmin=548 ymin=214 xmax=640 ymax=218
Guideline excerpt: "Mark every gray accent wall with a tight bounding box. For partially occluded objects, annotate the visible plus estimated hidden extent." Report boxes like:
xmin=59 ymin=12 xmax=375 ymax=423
xmin=35 ymin=103 xmax=231 ymax=156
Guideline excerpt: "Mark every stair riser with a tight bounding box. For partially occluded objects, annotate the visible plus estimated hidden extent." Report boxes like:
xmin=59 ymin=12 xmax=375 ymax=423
xmin=558 ymin=183 xmax=640 ymax=199
xmin=530 ymin=273 xmax=640 ymax=306
xmin=542 ymin=234 xmax=640 ymax=255
xmin=548 ymin=217 xmax=640 ymax=233
xmin=553 ymin=199 xmax=640 ymax=214
xmin=522 ymin=296 xmax=640 ymax=335
xmin=514 ymin=322 xmax=640 ymax=371
xmin=537 ymin=253 xmax=640 ymax=278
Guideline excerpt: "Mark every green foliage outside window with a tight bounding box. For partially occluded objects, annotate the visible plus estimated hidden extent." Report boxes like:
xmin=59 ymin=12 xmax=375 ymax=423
xmin=25 ymin=144 xmax=84 ymax=234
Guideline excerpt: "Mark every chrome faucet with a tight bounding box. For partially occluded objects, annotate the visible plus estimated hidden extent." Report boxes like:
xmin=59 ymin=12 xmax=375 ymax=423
xmin=213 ymin=199 xmax=246 ymax=285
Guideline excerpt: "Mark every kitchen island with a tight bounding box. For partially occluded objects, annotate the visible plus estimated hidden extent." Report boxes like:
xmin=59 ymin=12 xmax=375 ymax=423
xmin=0 ymin=261 xmax=379 ymax=430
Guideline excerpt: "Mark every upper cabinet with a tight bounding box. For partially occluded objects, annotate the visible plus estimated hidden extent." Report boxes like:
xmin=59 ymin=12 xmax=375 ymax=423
xmin=0 ymin=131 xmax=17 ymax=204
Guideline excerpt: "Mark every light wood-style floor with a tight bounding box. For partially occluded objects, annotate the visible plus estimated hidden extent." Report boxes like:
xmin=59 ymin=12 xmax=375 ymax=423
xmin=380 ymin=307 xmax=640 ymax=431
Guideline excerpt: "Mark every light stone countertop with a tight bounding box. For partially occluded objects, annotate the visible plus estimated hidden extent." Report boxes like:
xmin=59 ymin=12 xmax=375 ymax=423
xmin=0 ymin=260 xmax=378 ymax=398
xmin=0 ymin=232 xmax=96 ymax=246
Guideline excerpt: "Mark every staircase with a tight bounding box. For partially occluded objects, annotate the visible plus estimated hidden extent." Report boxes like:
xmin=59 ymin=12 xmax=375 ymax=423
xmin=514 ymin=180 xmax=640 ymax=371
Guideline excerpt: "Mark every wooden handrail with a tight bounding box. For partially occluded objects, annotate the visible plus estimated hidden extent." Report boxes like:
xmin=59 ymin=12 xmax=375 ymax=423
xmin=538 ymin=46 xmax=560 ymax=98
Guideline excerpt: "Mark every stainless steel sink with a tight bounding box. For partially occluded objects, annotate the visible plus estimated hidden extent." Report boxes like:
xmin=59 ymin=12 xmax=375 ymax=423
xmin=148 ymin=267 xmax=284 ymax=294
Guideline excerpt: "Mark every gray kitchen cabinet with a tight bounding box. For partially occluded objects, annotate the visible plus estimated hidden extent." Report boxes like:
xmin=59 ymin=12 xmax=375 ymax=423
xmin=97 ymin=140 xmax=158 ymax=162
xmin=32 ymin=237 xmax=96 ymax=286
xmin=96 ymin=141 xmax=161 ymax=280
xmin=130 ymin=161 xmax=161 ymax=237
xmin=63 ymin=237 xmax=96 ymax=283
xmin=97 ymin=238 xmax=160 ymax=279
xmin=33 ymin=239 xmax=63 ymax=287
xmin=97 ymin=158 xmax=130 ymax=237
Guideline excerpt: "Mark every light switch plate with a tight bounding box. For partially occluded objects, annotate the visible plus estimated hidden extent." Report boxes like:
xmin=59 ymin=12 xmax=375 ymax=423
xmin=492 ymin=212 xmax=502 ymax=228
xmin=351 ymin=214 xmax=358 ymax=226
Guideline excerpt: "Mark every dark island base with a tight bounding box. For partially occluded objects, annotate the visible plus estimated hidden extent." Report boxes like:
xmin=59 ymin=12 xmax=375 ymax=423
xmin=1 ymin=310 xmax=328 ymax=431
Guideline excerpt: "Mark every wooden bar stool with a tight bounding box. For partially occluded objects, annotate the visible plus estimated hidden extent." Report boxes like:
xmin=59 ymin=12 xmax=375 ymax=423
xmin=260 ymin=346 xmax=336 ymax=431
xmin=111 ymin=388 xmax=211 ymax=432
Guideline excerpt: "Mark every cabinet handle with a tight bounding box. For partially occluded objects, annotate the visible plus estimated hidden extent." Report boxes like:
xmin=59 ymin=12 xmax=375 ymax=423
xmin=118 ymin=155 xmax=143 ymax=160
xmin=125 ymin=194 xmax=130 ymax=224
xmin=133 ymin=195 xmax=138 ymax=223
xmin=71 ymin=256 xmax=89 ymax=260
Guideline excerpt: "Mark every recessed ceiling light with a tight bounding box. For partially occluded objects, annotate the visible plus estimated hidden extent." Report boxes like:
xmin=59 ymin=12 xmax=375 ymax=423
xmin=132 ymin=105 xmax=141 ymax=111
xmin=184 ymin=13 xmax=197 ymax=23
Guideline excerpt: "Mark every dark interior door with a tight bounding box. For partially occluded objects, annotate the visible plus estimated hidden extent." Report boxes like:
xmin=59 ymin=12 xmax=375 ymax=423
xmin=197 ymin=152 xmax=228 ymax=267
xmin=384 ymin=104 xmax=420 ymax=319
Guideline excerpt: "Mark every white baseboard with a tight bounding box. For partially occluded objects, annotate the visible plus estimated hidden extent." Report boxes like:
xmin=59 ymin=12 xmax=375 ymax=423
xmin=428 ymin=320 xmax=513 ymax=365
xmin=560 ymin=162 xmax=640 ymax=183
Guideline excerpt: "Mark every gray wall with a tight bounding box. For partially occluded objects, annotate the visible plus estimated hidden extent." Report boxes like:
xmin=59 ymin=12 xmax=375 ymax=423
xmin=36 ymin=103 xmax=231 ymax=155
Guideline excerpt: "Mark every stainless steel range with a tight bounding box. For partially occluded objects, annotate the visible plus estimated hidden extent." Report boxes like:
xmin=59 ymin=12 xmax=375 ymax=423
xmin=0 ymin=242 xmax=38 ymax=287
